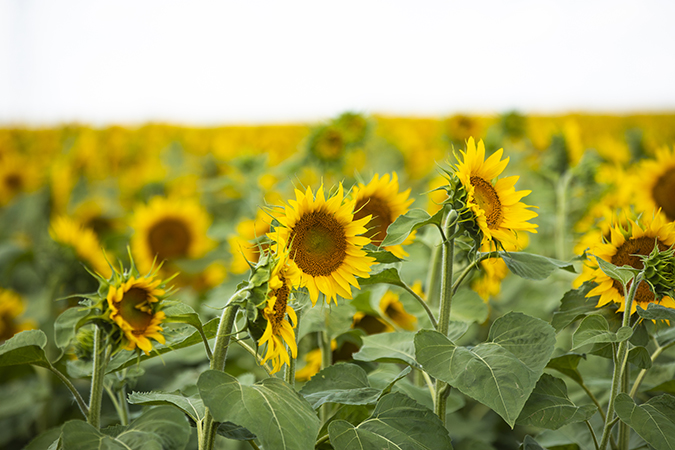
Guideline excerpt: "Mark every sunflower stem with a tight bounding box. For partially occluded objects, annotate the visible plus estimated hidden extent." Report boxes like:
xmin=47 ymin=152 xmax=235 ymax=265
xmin=434 ymin=211 xmax=457 ymax=424
xmin=451 ymin=251 xmax=498 ymax=295
xmin=618 ymin=364 xmax=630 ymax=450
xmin=400 ymin=280 xmax=437 ymax=328
xmin=200 ymin=291 xmax=244 ymax=450
xmin=598 ymin=274 xmax=641 ymax=450
xmin=554 ymin=170 xmax=573 ymax=261
xmin=47 ymin=363 xmax=89 ymax=419
xmin=319 ymin=329 xmax=332 ymax=424
xmin=425 ymin=238 xmax=443 ymax=308
xmin=87 ymin=324 xmax=110 ymax=428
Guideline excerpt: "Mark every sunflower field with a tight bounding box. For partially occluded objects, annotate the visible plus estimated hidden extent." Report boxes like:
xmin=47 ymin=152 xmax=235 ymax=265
xmin=2 ymin=111 xmax=675 ymax=450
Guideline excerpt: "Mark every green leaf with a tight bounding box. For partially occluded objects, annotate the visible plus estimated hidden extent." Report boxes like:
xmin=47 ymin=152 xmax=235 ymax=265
xmin=59 ymin=421 xmax=129 ymax=450
xmin=0 ymin=329 xmax=50 ymax=369
xmin=551 ymin=282 xmax=600 ymax=332
xmin=615 ymin=393 xmax=675 ymax=450
xmin=415 ymin=312 xmax=556 ymax=427
xmin=546 ymin=353 xmax=586 ymax=385
xmin=357 ymin=268 xmax=405 ymax=288
xmin=352 ymin=331 xmax=421 ymax=369
xmin=572 ymin=315 xmax=632 ymax=350
xmin=499 ymin=252 xmax=576 ymax=280
xmin=451 ymin=289 xmax=489 ymax=324
xmin=595 ymin=257 xmax=639 ymax=286
xmin=636 ymin=303 xmax=675 ymax=323
xmin=298 ymin=300 xmax=356 ymax=341
xmin=299 ymin=363 xmax=381 ymax=409
xmin=381 ymin=208 xmax=444 ymax=247
xmin=54 ymin=307 xmax=92 ymax=350
xmin=128 ymin=390 xmax=205 ymax=422
xmin=327 ymin=392 xmax=453 ymax=450
xmin=24 ymin=426 xmax=62 ymax=450
xmin=365 ymin=248 xmax=404 ymax=264
xmin=517 ymin=374 xmax=597 ymax=430
xmin=519 ymin=435 xmax=547 ymax=450
xmin=216 ymin=422 xmax=257 ymax=441
xmin=162 ymin=301 xmax=204 ymax=329
xmin=113 ymin=406 xmax=191 ymax=450
xmin=627 ymin=346 xmax=653 ymax=370
xmin=197 ymin=370 xmax=320 ymax=450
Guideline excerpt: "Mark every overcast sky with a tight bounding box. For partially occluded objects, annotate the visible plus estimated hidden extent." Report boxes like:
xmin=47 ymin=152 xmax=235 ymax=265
xmin=1 ymin=0 xmax=674 ymax=125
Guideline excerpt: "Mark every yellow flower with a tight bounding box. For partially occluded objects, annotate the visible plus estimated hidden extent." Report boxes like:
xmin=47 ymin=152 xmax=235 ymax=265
xmin=228 ymin=212 xmax=272 ymax=275
xmin=351 ymin=173 xmax=415 ymax=258
xmin=50 ymin=216 xmax=112 ymax=278
xmin=295 ymin=340 xmax=337 ymax=381
xmin=259 ymin=253 xmax=299 ymax=374
xmin=472 ymin=233 xmax=529 ymax=301
xmin=130 ymin=196 xmax=214 ymax=275
xmin=634 ymin=145 xmax=675 ymax=222
xmin=271 ymin=184 xmax=376 ymax=305
xmin=0 ymin=288 xmax=36 ymax=342
xmin=455 ymin=137 xmax=538 ymax=248
xmin=0 ymin=152 xmax=42 ymax=206
xmin=379 ymin=290 xmax=417 ymax=331
xmin=576 ymin=213 xmax=675 ymax=315
xmin=106 ymin=275 xmax=167 ymax=354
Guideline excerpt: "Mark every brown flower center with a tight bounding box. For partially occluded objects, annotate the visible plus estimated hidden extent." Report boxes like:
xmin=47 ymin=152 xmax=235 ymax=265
xmin=117 ymin=287 xmax=154 ymax=333
xmin=4 ymin=173 xmax=23 ymax=192
xmin=471 ymin=176 xmax=503 ymax=229
xmin=652 ymin=168 xmax=675 ymax=221
xmin=270 ymin=275 xmax=290 ymax=334
xmin=290 ymin=211 xmax=346 ymax=277
xmin=148 ymin=218 xmax=191 ymax=260
xmin=611 ymin=236 xmax=667 ymax=304
xmin=354 ymin=196 xmax=392 ymax=247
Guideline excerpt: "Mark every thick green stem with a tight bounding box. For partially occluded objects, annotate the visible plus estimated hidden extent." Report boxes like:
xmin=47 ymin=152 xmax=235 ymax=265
xmin=425 ymin=238 xmax=443 ymax=308
xmin=319 ymin=330 xmax=332 ymax=423
xmin=199 ymin=292 xmax=244 ymax=450
xmin=87 ymin=325 xmax=110 ymax=428
xmin=618 ymin=365 xmax=630 ymax=450
xmin=284 ymin=308 xmax=302 ymax=386
xmin=598 ymin=276 xmax=640 ymax=450
xmin=434 ymin=211 xmax=457 ymax=424
xmin=400 ymin=280 xmax=437 ymax=328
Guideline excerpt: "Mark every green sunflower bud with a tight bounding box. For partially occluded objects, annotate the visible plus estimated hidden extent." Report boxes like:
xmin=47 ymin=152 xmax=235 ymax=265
xmin=640 ymin=242 xmax=675 ymax=300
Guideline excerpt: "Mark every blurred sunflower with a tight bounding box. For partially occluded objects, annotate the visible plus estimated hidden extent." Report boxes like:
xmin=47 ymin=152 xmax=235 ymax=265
xmin=130 ymin=196 xmax=213 ymax=274
xmin=577 ymin=213 xmax=675 ymax=314
xmin=472 ymin=232 xmax=529 ymax=302
xmin=455 ymin=137 xmax=538 ymax=248
xmin=0 ymin=288 xmax=36 ymax=342
xmin=271 ymin=184 xmax=375 ymax=305
xmin=50 ymin=216 xmax=112 ymax=278
xmin=0 ymin=152 xmax=42 ymax=206
xmin=259 ymin=252 xmax=299 ymax=374
xmin=351 ymin=173 xmax=415 ymax=258
xmin=295 ymin=342 xmax=336 ymax=381
xmin=228 ymin=212 xmax=272 ymax=275
xmin=634 ymin=145 xmax=675 ymax=222
xmin=379 ymin=290 xmax=417 ymax=331
xmin=106 ymin=275 xmax=167 ymax=354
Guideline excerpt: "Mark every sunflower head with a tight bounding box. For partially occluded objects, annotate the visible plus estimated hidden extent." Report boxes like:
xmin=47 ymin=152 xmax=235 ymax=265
xmin=270 ymin=184 xmax=376 ymax=306
xmin=577 ymin=213 xmax=675 ymax=315
xmin=0 ymin=288 xmax=36 ymax=343
xmin=379 ymin=290 xmax=417 ymax=331
xmin=454 ymin=137 xmax=538 ymax=249
xmin=634 ymin=145 xmax=675 ymax=222
xmin=351 ymin=173 xmax=415 ymax=257
xmin=50 ymin=215 xmax=113 ymax=279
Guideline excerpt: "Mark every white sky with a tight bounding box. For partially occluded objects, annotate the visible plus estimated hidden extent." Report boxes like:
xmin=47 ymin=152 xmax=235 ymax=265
xmin=1 ymin=0 xmax=675 ymax=125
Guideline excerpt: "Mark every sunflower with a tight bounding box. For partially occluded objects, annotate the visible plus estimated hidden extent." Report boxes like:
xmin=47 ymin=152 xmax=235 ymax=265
xmin=351 ymin=173 xmax=415 ymax=258
xmin=0 ymin=152 xmax=42 ymax=206
xmin=130 ymin=196 xmax=213 ymax=275
xmin=271 ymin=184 xmax=376 ymax=305
xmin=295 ymin=340 xmax=338 ymax=381
xmin=576 ymin=213 xmax=675 ymax=315
xmin=0 ymin=288 xmax=36 ymax=342
xmin=228 ymin=212 xmax=272 ymax=275
xmin=259 ymin=253 xmax=300 ymax=374
xmin=50 ymin=216 xmax=112 ymax=278
xmin=455 ymin=137 xmax=538 ymax=248
xmin=106 ymin=275 xmax=167 ymax=354
xmin=379 ymin=290 xmax=417 ymax=331
xmin=634 ymin=145 xmax=675 ymax=222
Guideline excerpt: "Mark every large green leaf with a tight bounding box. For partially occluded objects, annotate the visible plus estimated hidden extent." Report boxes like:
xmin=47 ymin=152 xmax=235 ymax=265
xmin=197 ymin=370 xmax=320 ymax=450
xmin=327 ymin=392 xmax=452 ymax=450
xmin=299 ymin=363 xmax=381 ymax=409
xmin=572 ymin=314 xmax=632 ymax=350
xmin=517 ymin=374 xmax=597 ymax=430
xmin=0 ymin=329 xmax=50 ymax=369
xmin=381 ymin=208 xmax=444 ymax=247
xmin=128 ymin=390 xmax=205 ymax=422
xmin=551 ymin=282 xmax=599 ymax=332
xmin=415 ymin=312 xmax=555 ymax=427
xmin=546 ymin=353 xmax=586 ymax=385
xmin=451 ymin=289 xmax=489 ymax=324
xmin=499 ymin=252 xmax=576 ymax=280
xmin=637 ymin=303 xmax=675 ymax=323
xmin=352 ymin=331 xmax=420 ymax=369
xmin=59 ymin=421 xmax=129 ymax=450
xmin=519 ymin=435 xmax=547 ymax=450
xmin=615 ymin=393 xmax=675 ymax=450
xmin=627 ymin=346 xmax=653 ymax=370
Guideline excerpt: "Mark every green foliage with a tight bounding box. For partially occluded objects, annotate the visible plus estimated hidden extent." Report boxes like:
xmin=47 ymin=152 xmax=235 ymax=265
xmin=615 ymin=394 xmax=675 ymax=450
xmin=327 ymin=393 xmax=453 ymax=450
xmin=352 ymin=331 xmax=420 ymax=368
xmin=451 ymin=289 xmax=488 ymax=324
xmin=299 ymin=363 xmax=382 ymax=409
xmin=551 ymin=282 xmax=600 ymax=332
xmin=380 ymin=208 xmax=445 ymax=247
xmin=0 ymin=329 xmax=50 ymax=369
xmin=637 ymin=303 xmax=675 ymax=322
xmin=571 ymin=314 xmax=632 ymax=350
xmin=499 ymin=252 xmax=576 ymax=280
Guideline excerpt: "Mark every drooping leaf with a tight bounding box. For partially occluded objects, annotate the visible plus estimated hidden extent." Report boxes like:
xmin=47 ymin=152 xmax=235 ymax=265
xmin=551 ymin=282 xmax=600 ymax=332
xmin=54 ymin=307 xmax=93 ymax=351
xmin=24 ymin=425 xmax=63 ymax=450
xmin=365 ymin=248 xmax=404 ymax=264
xmin=451 ymin=289 xmax=489 ymax=324
xmin=327 ymin=392 xmax=452 ymax=450
xmin=614 ymin=393 xmax=675 ymax=450
xmin=0 ymin=329 xmax=50 ymax=369
xmin=112 ymin=406 xmax=191 ymax=450
xmin=299 ymin=363 xmax=382 ymax=409
xmin=352 ymin=331 xmax=420 ymax=369
xmin=357 ymin=268 xmax=405 ymax=288
xmin=546 ymin=353 xmax=586 ymax=385
xmin=128 ymin=390 xmax=205 ymax=422
xmin=627 ymin=346 xmax=653 ymax=370
xmin=595 ymin=257 xmax=639 ymax=286
xmin=381 ymin=208 xmax=445 ymax=247
xmin=517 ymin=374 xmax=597 ymax=430
xmin=637 ymin=303 xmax=675 ymax=323
xmin=198 ymin=370 xmax=320 ymax=450
xmin=415 ymin=312 xmax=555 ymax=427
xmin=519 ymin=435 xmax=547 ymax=450
xmin=499 ymin=252 xmax=576 ymax=280
xmin=572 ymin=315 xmax=632 ymax=350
